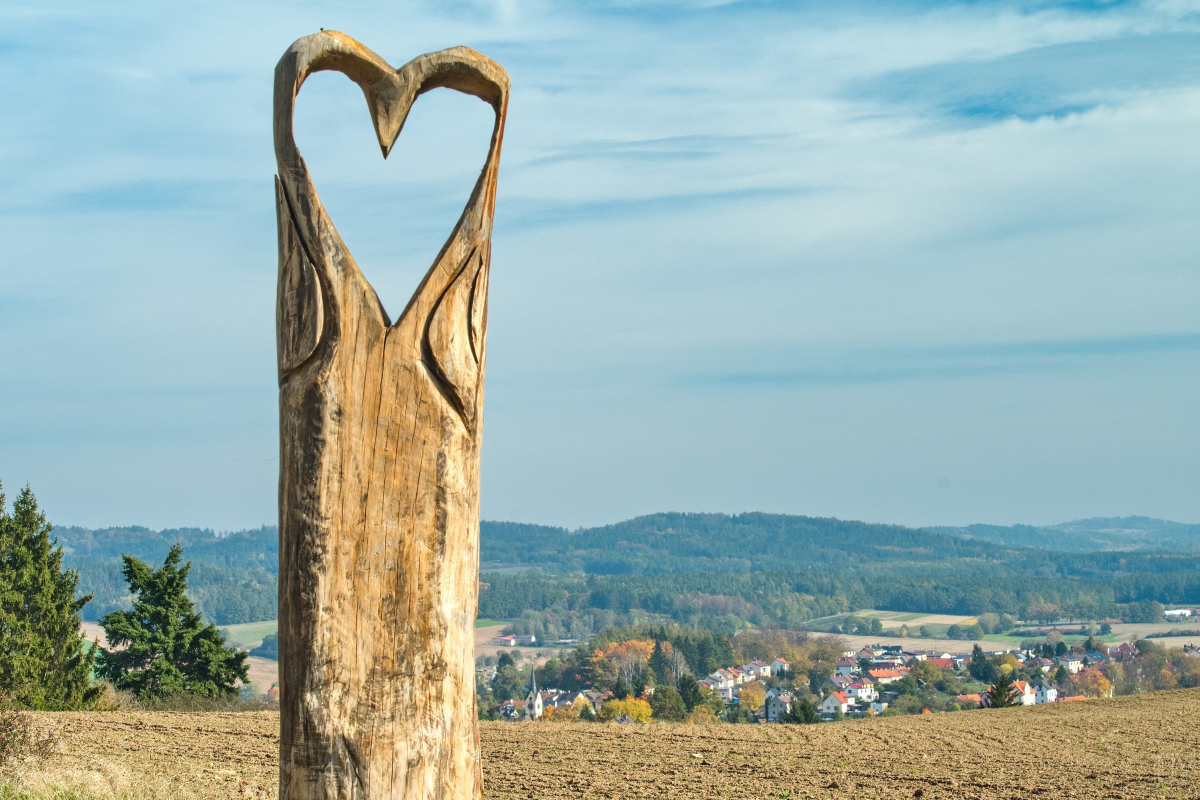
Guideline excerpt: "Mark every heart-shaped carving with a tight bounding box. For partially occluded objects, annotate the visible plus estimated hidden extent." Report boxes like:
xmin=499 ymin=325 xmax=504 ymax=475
xmin=273 ymin=31 xmax=509 ymax=800
xmin=273 ymin=30 xmax=508 ymax=431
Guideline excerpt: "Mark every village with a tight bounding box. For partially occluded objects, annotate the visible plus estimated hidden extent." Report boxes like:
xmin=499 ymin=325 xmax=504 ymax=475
xmin=481 ymin=635 xmax=1199 ymax=722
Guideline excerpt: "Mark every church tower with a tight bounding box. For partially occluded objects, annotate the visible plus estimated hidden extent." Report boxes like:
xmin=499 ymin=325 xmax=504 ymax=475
xmin=525 ymin=670 xmax=543 ymax=720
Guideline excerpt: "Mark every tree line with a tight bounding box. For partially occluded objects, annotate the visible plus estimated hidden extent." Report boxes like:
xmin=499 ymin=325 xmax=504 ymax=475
xmin=0 ymin=484 xmax=248 ymax=709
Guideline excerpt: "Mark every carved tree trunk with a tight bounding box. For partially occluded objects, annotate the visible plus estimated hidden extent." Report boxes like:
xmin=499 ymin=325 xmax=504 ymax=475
xmin=272 ymin=31 xmax=508 ymax=800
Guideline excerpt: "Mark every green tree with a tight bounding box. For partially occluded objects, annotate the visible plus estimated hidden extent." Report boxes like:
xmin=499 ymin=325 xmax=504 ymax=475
xmin=578 ymin=702 xmax=597 ymax=722
xmin=968 ymin=644 xmax=995 ymax=683
xmin=784 ymin=697 xmax=819 ymax=724
xmin=648 ymin=685 xmax=686 ymax=721
xmin=869 ymin=618 xmax=884 ymax=635
xmin=678 ymin=674 xmax=703 ymax=711
xmin=611 ymin=674 xmax=630 ymax=700
xmin=985 ymin=671 xmax=1018 ymax=708
xmin=492 ymin=652 xmax=523 ymax=700
xmin=0 ymin=484 xmax=99 ymax=709
xmin=648 ymin=640 xmax=669 ymax=684
xmin=95 ymin=544 xmax=248 ymax=699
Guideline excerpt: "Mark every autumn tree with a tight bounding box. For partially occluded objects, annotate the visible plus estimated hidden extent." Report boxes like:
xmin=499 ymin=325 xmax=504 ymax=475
xmin=737 ymin=682 xmax=766 ymax=717
xmin=0 ymin=484 xmax=98 ymax=709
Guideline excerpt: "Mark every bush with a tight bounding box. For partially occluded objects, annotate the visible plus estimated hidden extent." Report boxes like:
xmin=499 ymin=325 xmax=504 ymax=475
xmin=0 ymin=704 xmax=59 ymax=766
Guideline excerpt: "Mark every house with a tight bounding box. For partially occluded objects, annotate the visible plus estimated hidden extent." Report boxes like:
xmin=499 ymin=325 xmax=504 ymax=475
xmin=1031 ymin=679 xmax=1057 ymax=705
xmin=826 ymin=676 xmax=853 ymax=692
xmin=1083 ymin=650 xmax=1110 ymax=665
xmin=770 ymin=657 xmax=789 ymax=676
xmin=835 ymin=657 xmax=858 ymax=677
xmin=954 ymin=693 xmax=982 ymax=705
xmin=764 ymin=688 xmax=794 ymax=722
xmin=743 ymin=661 xmax=771 ymax=679
xmin=513 ymin=634 xmax=537 ymax=647
xmin=1164 ymin=609 xmax=1193 ymax=618
xmin=846 ymin=681 xmax=877 ymax=702
xmin=489 ymin=635 xmax=517 ymax=646
xmin=926 ymin=657 xmax=955 ymax=671
xmin=707 ymin=670 xmax=739 ymax=701
xmin=821 ymin=692 xmax=852 ymax=716
xmin=1011 ymin=680 xmax=1035 ymax=706
xmin=867 ymin=669 xmax=904 ymax=685
xmin=1055 ymin=655 xmax=1083 ymax=675
xmin=869 ymin=700 xmax=888 ymax=714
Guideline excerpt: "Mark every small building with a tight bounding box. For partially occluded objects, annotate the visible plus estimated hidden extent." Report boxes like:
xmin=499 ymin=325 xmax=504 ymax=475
xmin=770 ymin=657 xmax=789 ymax=676
xmin=1055 ymin=655 xmax=1083 ymax=675
xmin=835 ymin=657 xmax=857 ymax=677
xmin=821 ymin=692 xmax=852 ymax=716
xmin=764 ymin=688 xmax=794 ymax=722
xmin=867 ymin=669 xmax=904 ymax=685
xmin=1011 ymin=680 xmax=1035 ymax=706
xmin=1031 ymin=679 xmax=1057 ymax=705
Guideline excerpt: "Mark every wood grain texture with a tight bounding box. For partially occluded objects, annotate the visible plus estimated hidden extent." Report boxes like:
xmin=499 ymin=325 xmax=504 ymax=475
xmin=272 ymin=31 xmax=508 ymax=800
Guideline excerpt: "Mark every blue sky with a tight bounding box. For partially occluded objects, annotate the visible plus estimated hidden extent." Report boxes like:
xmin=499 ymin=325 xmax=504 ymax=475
xmin=2 ymin=0 xmax=1199 ymax=531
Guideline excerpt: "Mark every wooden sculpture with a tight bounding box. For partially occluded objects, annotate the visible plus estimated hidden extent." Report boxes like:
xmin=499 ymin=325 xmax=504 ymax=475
xmin=272 ymin=31 xmax=508 ymax=800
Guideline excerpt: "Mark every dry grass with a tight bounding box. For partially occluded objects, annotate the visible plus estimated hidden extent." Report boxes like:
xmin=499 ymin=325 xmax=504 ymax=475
xmin=4 ymin=688 xmax=1198 ymax=799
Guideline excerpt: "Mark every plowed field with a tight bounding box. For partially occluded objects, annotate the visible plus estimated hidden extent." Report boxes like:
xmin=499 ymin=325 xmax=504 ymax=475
xmin=14 ymin=688 xmax=1199 ymax=799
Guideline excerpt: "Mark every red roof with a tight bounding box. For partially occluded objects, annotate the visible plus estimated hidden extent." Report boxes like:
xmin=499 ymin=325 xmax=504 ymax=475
xmin=830 ymin=692 xmax=849 ymax=703
xmin=869 ymin=669 xmax=903 ymax=678
xmin=927 ymin=658 xmax=955 ymax=670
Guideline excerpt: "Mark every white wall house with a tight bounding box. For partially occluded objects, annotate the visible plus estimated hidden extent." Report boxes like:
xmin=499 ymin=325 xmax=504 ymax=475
xmin=821 ymin=692 xmax=852 ymax=715
xmin=1032 ymin=679 xmax=1057 ymax=704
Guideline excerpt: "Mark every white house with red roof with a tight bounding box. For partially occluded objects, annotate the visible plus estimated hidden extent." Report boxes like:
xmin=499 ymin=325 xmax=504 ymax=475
xmin=846 ymin=681 xmax=877 ymax=702
xmin=821 ymin=691 xmax=852 ymax=715
xmin=770 ymin=658 xmax=789 ymax=676
xmin=1012 ymin=680 xmax=1036 ymax=705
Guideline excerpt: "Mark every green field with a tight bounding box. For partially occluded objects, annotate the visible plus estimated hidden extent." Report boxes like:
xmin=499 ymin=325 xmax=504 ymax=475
xmin=221 ymin=620 xmax=278 ymax=650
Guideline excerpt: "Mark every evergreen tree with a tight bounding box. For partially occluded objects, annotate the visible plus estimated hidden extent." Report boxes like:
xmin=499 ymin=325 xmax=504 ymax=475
xmin=677 ymin=674 xmax=703 ymax=711
xmin=491 ymin=652 xmax=523 ymax=701
xmin=968 ymin=644 xmax=996 ymax=683
xmin=0 ymin=484 xmax=98 ymax=709
xmin=986 ymin=671 xmax=1018 ymax=708
xmin=784 ymin=697 xmax=820 ymax=724
xmin=648 ymin=685 xmax=686 ymax=721
xmin=96 ymin=544 xmax=248 ymax=699
xmin=648 ymin=640 xmax=669 ymax=684
xmin=611 ymin=674 xmax=629 ymax=700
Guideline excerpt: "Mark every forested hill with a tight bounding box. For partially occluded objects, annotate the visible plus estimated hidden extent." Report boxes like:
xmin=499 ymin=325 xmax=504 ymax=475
xmin=480 ymin=513 xmax=1012 ymax=573
xmin=53 ymin=513 xmax=1200 ymax=626
xmin=931 ymin=516 xmax=1200 ymax=553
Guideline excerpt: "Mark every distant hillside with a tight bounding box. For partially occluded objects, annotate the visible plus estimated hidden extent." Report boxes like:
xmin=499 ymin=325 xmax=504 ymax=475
xmin=53 ymin=512 xmax=1200 ymax=629
xmin=55 ymin=525 xmax=277 ymax=624
xmin=929 ymin=516 xmax=1200 ymax=553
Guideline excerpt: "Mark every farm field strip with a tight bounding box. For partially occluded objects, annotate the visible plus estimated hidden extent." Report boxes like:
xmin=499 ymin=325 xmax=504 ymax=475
xmin=13 ymin=689 xmax=1200 ymax=800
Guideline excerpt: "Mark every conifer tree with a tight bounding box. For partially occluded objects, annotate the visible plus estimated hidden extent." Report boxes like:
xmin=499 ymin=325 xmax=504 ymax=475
xmin=96 ymin=544 xmax=248 ymax=698
xmin=985 ymin=670 xmax=1018 ymax=708
xmin=648 ymin=640 xmax=669 ymax=684
xmin=0 ymin=483 xmax=98 ymax=709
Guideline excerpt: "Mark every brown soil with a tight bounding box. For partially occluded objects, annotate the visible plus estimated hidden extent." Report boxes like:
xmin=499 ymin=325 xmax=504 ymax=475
xmin=20 ymin=688 xmax=1200 ymax=799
